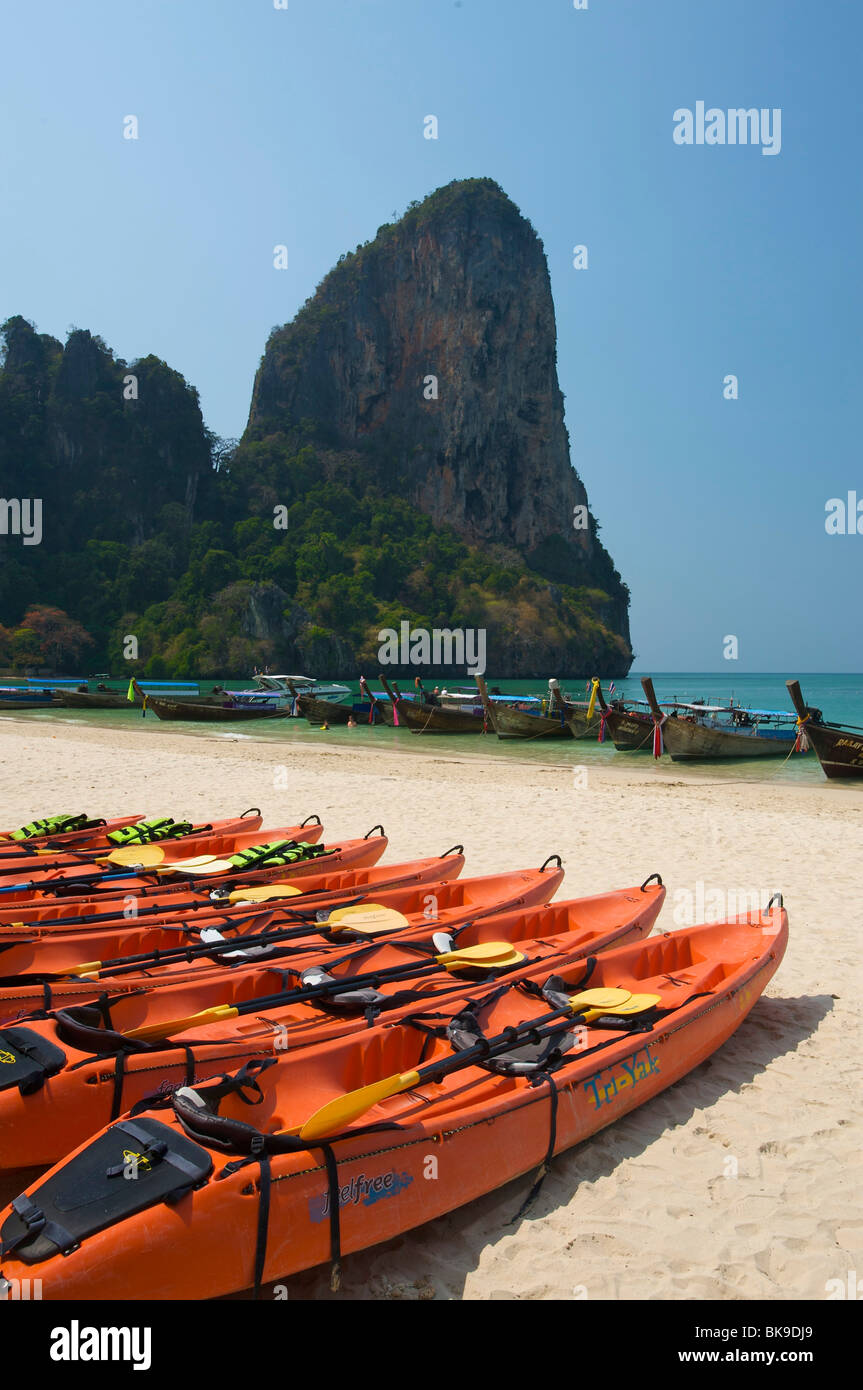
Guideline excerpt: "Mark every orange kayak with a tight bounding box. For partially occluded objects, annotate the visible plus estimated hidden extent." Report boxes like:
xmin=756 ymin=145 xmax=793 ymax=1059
xmin=0 ymin=843 xmax=464 ymax=936
xmin=0 ymin=880 xmax=664 ymax=1167
xmin=0 ymin=811 xmax=265 ymax=874
xmin=0 ymin=902 xmax=786 ymax=1299
xmin=0 ymin=818 xmax=327 ymax=895
xmin=0 ymin=811 xmax=329 ymax=911
xmin=0 ymin=814 xmax=146 ymax=855
xmin=0 ymin=850 xmax=464 ymax=1020
xmin=0 ymin=859 xmax=557 ymax=986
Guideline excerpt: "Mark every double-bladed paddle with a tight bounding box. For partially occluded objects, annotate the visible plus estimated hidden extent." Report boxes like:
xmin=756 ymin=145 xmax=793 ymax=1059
xmin=123 ymin=940 xmax=527 ymax=1042
xmin=288 ymin=989 xmax=661 ymax=1141
xmin=61 ymin=903 xmax=413 ymax=979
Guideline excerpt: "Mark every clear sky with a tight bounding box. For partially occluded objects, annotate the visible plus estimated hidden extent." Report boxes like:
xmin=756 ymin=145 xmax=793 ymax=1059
xmin=2 ymin=0 xmax=860 ymax=670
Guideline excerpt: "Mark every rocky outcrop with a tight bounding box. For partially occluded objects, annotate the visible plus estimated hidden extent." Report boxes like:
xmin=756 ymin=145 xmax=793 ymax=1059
xmin=246 ymin=177 xmax=631 ymax=655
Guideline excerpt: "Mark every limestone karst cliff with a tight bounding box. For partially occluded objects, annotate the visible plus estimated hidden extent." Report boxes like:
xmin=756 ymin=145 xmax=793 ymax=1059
xmin=0 ymin=180 xmax=632 ymax=677
xmin=245 ymin=177 xmax=631 ymax=655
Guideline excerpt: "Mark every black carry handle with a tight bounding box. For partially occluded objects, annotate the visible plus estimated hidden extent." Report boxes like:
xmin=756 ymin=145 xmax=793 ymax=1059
xmin=441 ymin=845 xmax=464 ymax=857
xmin=539 ymin=855 xmax=563 ymax=872
xmin=241 ymin=807 xmax=262 ymax=818
xmin=301 ymin=814 xmax=322 ymax=827
xmin=363 ymin=825 xmax=385 ymax=839
xmin=640 ymin=873 xmax=663 ymax=891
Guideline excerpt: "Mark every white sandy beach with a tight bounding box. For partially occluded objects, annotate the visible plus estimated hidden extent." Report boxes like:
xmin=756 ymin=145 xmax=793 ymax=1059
xmin=0 ymin=717 xmax=860 ymax=1302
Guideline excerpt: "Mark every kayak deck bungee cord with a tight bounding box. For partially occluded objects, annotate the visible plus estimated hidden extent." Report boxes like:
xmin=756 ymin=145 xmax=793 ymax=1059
xmin=0 ymin=905 xmax=787 ymax=1300
xmin=0 ymin=862 xmax=563 ymax=992
xmin=0 ymin=880 xmax=666 ymax=1167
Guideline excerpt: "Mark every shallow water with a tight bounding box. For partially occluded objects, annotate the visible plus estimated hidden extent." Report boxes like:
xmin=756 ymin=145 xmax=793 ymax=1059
xmin=3 ymin=673 xmax=860 ymax=787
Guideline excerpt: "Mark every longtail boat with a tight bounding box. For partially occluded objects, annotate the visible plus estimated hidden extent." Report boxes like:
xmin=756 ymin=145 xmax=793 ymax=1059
xmin=288 ymin=680 xmax=354 ymax=726
xmin=641 ymin=678 xmax=802 ymax=761
xmin=786 ymin=679 xmax=863 ymax=780
xmin=379 ymin=676 xmax=487 ymax=733
xmin=133 ymin=681 xmax=290 ymax=723
xmin=59 ymin=690 xmax=141 ymax=710
xmin=554 ymin=678 xmax=608 ymax=739
xmin=594 ymin=684 xmax=673 ymax=751
xmin=476 ymin=675 xmax=571 ymax=739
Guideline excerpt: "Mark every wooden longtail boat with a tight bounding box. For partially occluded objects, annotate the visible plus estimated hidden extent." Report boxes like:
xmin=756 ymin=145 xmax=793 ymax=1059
xmin=640 ymin=678 xmax=801 ymax=761
xmin=594 ymin=684 xmax=665 ymax=751
xmin=357 ymin=677 xmax=394 ymax=725
xmin=132 ymin=681 xmax=290 ymax=724
xmin=0 ymin=699 xmax=61 ymax=711
xmin=288 ymin=680 xmax=354 ymax=726
xmin=476 ymin=675 xmax=571 ymax=739
xmin=58 ymin=690 xmax=140 ymax=710
xmin=786 ymin=679 xmax=863 ymax=780
xmin=0 ymin=902 xmax=786 ymax=1299
xmin=379 ymin=676 xmax=487 ymax=733
xmin=553 ymin=679 xmax=607 ymax=740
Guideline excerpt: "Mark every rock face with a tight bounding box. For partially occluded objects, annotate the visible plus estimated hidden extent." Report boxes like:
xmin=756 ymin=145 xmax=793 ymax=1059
xmin=246 ymin=178 xmax=631 ymax=651
xmin=0 ymin=317 xmax=213 ymax=552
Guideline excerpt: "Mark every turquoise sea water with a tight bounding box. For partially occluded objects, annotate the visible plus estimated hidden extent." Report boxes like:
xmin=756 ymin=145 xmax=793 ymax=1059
xmin=2 ymin=673 xmax=861 ymax=786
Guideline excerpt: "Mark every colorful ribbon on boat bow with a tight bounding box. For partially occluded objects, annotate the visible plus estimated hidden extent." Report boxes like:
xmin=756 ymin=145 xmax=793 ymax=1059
xmin=794 ymin=713 xmax=810 ymax=754
xmin=651 ymin=711 xmax=667 ymax=759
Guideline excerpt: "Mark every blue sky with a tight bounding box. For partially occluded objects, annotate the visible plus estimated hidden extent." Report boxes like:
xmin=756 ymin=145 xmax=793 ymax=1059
xmin=2 ymin=0 xmax=860 ymax=670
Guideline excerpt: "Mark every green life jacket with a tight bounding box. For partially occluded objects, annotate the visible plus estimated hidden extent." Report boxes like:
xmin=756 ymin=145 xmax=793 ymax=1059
xmin=9 ymin=814 xmax=91 ymax=842
xmin=106 ymin=818 xmax=197 ymax=847
xmin=227 ymin=840 xmax=331 ymax=871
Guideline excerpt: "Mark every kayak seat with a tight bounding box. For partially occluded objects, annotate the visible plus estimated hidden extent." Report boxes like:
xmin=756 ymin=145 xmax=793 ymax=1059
xmin=446 ymin=1009 xmax=580 ymax=1077
xmin=0 ymin=1117 xmax=213 ymax=1266
xmin=0 ymin=1027 xmax=66 ymax=1095
xmin=54 ymin=1005 xmax=159 ymax=1057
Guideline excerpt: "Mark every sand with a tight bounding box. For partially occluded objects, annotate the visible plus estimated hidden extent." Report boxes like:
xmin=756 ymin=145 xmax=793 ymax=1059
xmin=0 ymin=716 xmax=860 ymax=1302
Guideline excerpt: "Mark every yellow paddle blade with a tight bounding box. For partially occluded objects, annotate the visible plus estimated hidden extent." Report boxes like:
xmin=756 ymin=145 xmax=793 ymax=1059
xmin=603 ymin=992 xmax=661 ymax=1015
xmin=159 ymin=856 xmax=231 ymax=876
xmin=326 ymin=905 xmax=410 ymax=936
xmin=124 ymin=1003 xmax=239 ymax=1043
xmin=65 ymin=960 xmax=102 ymax=977
xmin=106 ymin=844 xmax=167 ymax=867
xmin=438 ymin=941 xmax=525 ymax=971
xmin=568 ymin=987 xmax=631 ymax=1011
xmin=297 ymin=1068 xmax=422 ymax=1142
xmin=580 ymin=992 xmax=662 ymax=1025
xmin=226 ymin=884 xmax=303 ymax=904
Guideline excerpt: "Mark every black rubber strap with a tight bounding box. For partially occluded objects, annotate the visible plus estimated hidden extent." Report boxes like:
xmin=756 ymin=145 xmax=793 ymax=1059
xmin=253 ymin=1145 xmax=271 ymax=1299
xmin=2 ymin=1196 xmax=78 ymax=1259
xmin=507 ymin=1074 xmax=559 ymax=1224
xmin=320 ymin=1142 xmax=343 ymax=1292
xmin=110 ymin=1050 xmax=128 ymax=1121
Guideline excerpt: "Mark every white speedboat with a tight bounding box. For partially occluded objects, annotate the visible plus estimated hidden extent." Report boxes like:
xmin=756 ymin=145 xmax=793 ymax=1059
xmin=231 ymin=674 xmax=352 ymax=711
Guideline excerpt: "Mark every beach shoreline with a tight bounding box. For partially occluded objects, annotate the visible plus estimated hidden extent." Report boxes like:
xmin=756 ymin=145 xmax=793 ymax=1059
xmin=0 ymin=717 xmax=859 ymax=1301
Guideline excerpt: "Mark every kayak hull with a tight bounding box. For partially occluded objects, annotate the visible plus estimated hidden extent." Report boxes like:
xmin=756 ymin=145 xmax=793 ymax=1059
xmin=0 ymin=908 xmax=786 ymax=1299
xmin=0 ymin=882 xmax=662 ymax=1166
xmin=0 ymin=860 xmax=555 ymax=988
